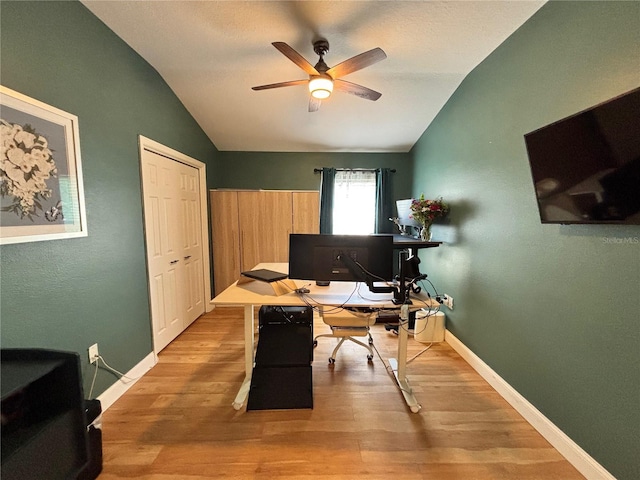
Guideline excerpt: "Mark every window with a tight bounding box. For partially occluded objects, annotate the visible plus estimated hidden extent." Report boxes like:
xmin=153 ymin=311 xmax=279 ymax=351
xmin=332 ymin=170 xmax=377 ymax=234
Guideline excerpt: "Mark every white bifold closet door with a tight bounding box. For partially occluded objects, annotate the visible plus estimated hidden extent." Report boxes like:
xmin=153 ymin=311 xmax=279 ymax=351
xmin=141 ymin=149 xmax=205 ymax=352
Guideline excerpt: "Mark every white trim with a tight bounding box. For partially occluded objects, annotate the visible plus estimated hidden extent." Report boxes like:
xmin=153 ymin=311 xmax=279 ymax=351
xmin=444 ymin=330 xmax=616 ymax=480
xmin=97 ymin=352 xmax=156 ymax=412
xmin=137 ymin=135 xmax=212 ymax=311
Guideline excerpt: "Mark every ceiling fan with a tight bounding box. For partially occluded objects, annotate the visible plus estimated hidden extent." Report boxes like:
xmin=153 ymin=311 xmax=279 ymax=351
xmin=252 ymin=39 xmax=387 ymax=112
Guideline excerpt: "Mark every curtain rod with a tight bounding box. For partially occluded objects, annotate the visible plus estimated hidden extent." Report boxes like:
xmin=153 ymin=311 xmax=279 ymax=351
xmin=313 ymin=168 xmax=396 ymax=173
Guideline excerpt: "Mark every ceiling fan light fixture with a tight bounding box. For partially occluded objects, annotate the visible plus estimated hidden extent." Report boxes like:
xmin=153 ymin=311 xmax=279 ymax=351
xmin=253 ymin=41 xmax=386 ymax=110
xmin=309 ymin=75 xmax=333 ymax=99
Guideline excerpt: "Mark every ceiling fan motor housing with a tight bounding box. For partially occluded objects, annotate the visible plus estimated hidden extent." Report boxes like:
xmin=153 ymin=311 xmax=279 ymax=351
xmin=313 ymin=39 xmax=330 ymax=57
xmin=313 ymin=39 xmax=330 ymax=74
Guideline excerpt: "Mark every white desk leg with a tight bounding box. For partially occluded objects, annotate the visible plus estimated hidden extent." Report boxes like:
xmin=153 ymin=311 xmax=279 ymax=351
xmin=388 ymin=304 xmax=421 ymax=413
xmin=232 ymin=304 xmax=255 ymax=410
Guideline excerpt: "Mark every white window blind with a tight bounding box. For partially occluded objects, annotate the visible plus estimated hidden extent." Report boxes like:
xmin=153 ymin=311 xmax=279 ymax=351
xmin=332 ymin=170 xmax=376 ymax=234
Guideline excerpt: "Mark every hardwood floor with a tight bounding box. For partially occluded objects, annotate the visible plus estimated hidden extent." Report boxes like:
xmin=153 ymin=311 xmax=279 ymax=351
xmin=100 ymin=307 xmax=584 ymax=479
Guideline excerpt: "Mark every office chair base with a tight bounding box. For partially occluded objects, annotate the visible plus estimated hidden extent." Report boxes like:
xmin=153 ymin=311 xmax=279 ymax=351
xmin=314 ymin=332 xmax=375 ymax=364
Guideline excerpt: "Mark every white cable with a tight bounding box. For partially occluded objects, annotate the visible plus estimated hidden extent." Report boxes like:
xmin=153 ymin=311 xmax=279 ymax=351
xmin=407 ymin=343 xmax=433 ymax=364
xmin=88 ymin=361 xmax=99 ymax=399
xmin=97 ymin=355 xmax=145 ymax=383
xmin=301 ymin=281 xmax=359 ymax=314
xmin=412 ymin=308 xmax=434 ymax=336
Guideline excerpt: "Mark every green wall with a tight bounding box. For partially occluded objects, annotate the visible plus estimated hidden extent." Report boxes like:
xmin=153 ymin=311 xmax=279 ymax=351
xmin=215 ymin=151 xmax=413 ymax=201
xmin=3 ymin=1 xmax=638 ymax=477
xmin=0 ymin=1 xmax=219 ymax=396
xmin=410 ymin=2 xmax=639 ymax=479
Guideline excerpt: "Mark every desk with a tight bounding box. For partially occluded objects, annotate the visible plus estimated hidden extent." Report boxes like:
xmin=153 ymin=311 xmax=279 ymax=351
xmin=211 ymin=262 xmax=438 ymax=413
xmin=391 ymin=234 xmax=442 ymax=250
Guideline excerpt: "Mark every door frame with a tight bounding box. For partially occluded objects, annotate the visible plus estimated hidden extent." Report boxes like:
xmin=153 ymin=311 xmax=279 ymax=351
xmin=138 ymin=135 xmax=212 ymax=354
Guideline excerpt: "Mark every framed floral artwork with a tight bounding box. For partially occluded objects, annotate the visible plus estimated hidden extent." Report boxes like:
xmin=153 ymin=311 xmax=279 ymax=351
xmin=1 ymin=86 xmax=87 ymax=244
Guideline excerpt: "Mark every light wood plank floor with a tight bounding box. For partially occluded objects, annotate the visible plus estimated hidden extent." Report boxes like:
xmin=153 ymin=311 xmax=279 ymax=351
xmin=100 ymin=307 xmax=584 ymax=479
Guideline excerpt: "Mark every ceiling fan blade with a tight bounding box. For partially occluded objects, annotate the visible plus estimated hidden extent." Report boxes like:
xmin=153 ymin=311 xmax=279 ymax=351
xmin=252 ymin=79 xmax=308 ymax=91
xmin=272 ymin=42 xmax=319 ymax=76
xmin=333 ymin=79 xmax=382 ymax=101
xmin=326 ymin=47 xmax=386 ymax=79
xmin=308 ymin=96 xmax=321 ymax=112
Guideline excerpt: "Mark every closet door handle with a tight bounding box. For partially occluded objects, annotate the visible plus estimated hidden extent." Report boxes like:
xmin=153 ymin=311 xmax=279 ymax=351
xmin=184 ymin=255 xmax=191 ymax=260
xmin=169 ymin=259 xmax=179 ymax=265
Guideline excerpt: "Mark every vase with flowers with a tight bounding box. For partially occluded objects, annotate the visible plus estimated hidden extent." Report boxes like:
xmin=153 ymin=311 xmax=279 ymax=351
xmin=409 ymin=194 xmax=449 ymax=241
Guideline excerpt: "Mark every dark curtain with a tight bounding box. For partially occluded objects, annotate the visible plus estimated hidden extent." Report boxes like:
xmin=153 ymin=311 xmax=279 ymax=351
xmin=375 ymin=168 xmax=394 ymax=234
xmin=319 ymin=167 xmax=335 ymax=234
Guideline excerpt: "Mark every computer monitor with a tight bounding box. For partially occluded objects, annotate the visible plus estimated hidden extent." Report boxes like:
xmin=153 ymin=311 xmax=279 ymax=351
xmin=288 ymin=234 xmax=394 ymax=283
xmin=396 ymin=199 xmax=420 ymax=228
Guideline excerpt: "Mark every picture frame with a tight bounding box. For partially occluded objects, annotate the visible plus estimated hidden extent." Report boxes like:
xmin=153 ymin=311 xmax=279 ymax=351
xmin=1 ymin=85 xmax=87 ymax=244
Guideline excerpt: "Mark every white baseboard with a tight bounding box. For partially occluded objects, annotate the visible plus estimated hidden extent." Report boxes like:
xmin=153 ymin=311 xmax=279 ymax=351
xmin=97 ymin=352 xmax=156 ymax=412
xmin=444 ymin=330 xmax=615 ymax=480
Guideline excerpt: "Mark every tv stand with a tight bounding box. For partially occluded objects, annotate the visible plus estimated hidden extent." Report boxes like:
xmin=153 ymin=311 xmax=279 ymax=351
xmin=1 ymin=349 xmax=89 ymax=480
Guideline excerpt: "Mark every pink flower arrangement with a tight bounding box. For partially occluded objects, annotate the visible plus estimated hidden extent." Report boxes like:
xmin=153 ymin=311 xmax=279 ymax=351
xmin=409 ymin=194 xmax=449 ymax=226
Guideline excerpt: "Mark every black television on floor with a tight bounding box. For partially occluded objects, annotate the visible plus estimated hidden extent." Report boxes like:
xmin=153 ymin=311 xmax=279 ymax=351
xmin=524 ymin=87 xmax=640 ymax=224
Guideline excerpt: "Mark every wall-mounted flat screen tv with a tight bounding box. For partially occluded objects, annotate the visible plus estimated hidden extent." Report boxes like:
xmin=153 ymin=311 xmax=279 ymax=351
xmin=524 ymin=87 xmax=640 ymax=224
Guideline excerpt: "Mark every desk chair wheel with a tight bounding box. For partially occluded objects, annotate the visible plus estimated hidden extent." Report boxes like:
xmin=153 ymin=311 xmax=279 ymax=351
xmin=367 ymin=354 xmax=374 ymax=362
xmin=313 ymin=340 xmax=318 ymax=348
xmin=328 ymin=357 xmax=336 ymax=364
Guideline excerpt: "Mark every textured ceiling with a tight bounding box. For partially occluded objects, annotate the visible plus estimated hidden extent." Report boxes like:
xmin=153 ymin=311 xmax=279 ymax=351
xmin=81 ymin=1 xmax=546 ymax=153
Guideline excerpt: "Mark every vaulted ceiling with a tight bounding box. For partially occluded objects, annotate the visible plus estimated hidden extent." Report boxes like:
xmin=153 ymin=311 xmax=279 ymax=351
xmin=82 ymin=1 xmax=546 ymax=153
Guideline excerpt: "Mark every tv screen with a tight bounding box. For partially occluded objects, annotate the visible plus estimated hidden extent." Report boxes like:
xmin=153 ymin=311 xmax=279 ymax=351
xmin=288 ymin=234 xmax=394 ymax=282
xmin=524 ymin=87 xmax=640 ymax=224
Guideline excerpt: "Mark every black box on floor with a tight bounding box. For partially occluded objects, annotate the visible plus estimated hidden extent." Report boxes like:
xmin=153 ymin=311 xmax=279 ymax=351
xmin=247 ymin=366 xmax=313 ymax=411
xmin=256 ymin=305 xmax=313 ymax=366
xmin=259 ymin=305 xmax=313 ymax=326
xmin=77 ymin=399 xmax=103 ymax=480
xmin=1 ymin=349 xmax=88 ymax=480
xmin=255 ymin=323 xmax=313 ymax=366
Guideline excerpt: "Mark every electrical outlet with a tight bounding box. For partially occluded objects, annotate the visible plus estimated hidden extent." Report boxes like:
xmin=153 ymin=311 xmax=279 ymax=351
xmin=443 ymin=294 xmax=454 ymax=310
xmin=88 ymin=343 xmax=99 ymax=364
